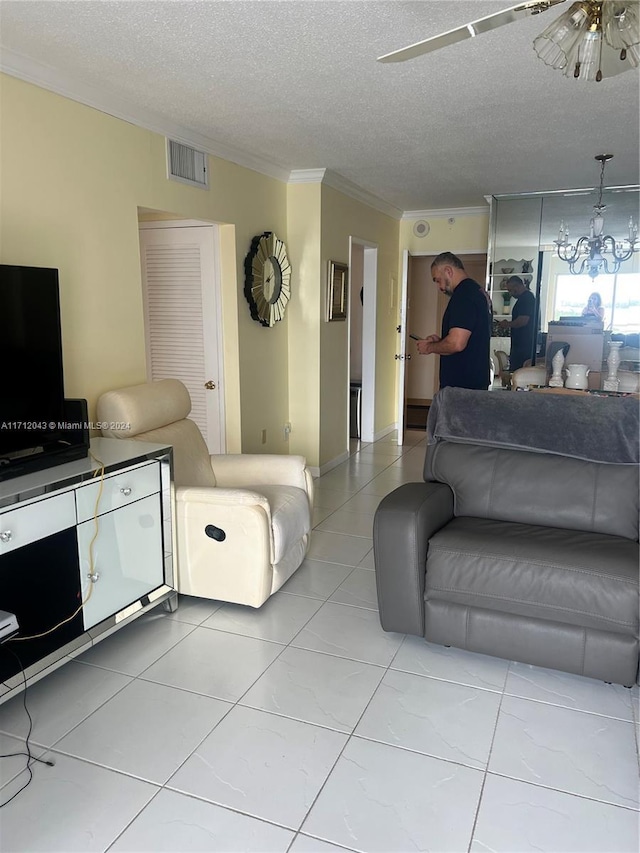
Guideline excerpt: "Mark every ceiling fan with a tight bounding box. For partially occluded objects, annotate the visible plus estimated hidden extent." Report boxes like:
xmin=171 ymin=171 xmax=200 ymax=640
xmin=377 ymin=1 xmax=640 ymax=82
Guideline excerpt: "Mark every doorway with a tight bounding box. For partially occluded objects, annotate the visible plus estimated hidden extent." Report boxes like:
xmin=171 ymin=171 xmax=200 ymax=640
xmin=349 ymin=244 xmax=364 ymax=441
xmin=349 ymin=238 xmax=378 ymax=445
xmin=139 ymin=219 xmax=226 ymax=454
xmin=403 ymin=252 xmax=487 ymax=427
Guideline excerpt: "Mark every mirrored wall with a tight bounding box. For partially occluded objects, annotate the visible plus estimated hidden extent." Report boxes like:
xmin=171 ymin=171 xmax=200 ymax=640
xmin=487 ymin=185 xmax=640 ymax=374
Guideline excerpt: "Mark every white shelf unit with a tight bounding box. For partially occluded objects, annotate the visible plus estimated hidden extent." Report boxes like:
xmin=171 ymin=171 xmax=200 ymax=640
xmin=489 ymin=258 xmax=535 ymax=317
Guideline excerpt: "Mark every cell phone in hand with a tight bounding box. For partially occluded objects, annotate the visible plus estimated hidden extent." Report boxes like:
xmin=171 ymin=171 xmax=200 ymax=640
xmin=409 ymin=333 xmax=422 ymax=341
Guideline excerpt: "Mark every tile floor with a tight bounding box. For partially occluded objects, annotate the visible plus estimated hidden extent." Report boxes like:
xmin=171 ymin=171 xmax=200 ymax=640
xmin=0 ymin=430 xmax=638 ymax=852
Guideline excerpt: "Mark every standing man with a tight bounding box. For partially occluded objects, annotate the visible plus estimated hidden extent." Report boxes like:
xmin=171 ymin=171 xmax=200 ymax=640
xmin=500 ymin=275 xmax=536 ymax=370
xmin=416 ymin=252 xmax=491 ymax=390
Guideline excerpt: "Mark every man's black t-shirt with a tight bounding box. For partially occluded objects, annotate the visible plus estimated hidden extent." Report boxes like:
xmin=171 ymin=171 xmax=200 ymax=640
xmin=440 ymin=278 xmax=491 ymax=390
xmin=510 ymin=289 xmax=536 ymax=369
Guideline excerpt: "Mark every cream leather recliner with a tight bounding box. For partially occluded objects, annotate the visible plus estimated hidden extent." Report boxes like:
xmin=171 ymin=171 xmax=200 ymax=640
xmin=97 ymin=379 xmax=314 ymax=608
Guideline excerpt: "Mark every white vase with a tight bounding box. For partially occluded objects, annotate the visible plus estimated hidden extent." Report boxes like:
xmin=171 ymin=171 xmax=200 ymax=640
xmin=549 ymin=349 xmax=565 ymax=387
xmin=564 ymin=363 xmax=590 ymax=390
xmin=604 ymin=341 xmax=623 ymax=391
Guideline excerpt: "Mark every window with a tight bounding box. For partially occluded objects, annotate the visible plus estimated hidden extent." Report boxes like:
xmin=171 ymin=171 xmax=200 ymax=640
xmin=553 ymin=272 xmax=640 ymax=332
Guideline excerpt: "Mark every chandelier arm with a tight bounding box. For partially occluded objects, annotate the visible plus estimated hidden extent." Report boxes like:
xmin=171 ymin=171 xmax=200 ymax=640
xmin=556 ymin=235 xmax=591 ymax=263
xmin=600 ymin=235 xmax=635 ymax=262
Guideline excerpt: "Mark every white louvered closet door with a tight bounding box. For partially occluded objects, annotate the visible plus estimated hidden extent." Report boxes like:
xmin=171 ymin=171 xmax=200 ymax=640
xmin=139 ymin=223 xmax=225 ymax=454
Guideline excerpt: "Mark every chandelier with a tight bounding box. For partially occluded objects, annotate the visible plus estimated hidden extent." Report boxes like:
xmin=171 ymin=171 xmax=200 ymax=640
xmin=534 ymin=1 xmax=640 ymax=82
xmin=554 ymin=154 xmax=638 ymax=279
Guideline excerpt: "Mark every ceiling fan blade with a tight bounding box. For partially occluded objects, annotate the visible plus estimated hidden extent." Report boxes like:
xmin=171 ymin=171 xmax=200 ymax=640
xmin=377 ymin=0 xmax=567 ymax=63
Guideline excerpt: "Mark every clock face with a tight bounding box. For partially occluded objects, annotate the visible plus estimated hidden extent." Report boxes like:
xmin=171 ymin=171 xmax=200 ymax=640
xmin=262 ymin=257 xmax=282 ymax=303
xmin=244 ymin=232 xmax=291 ymax=327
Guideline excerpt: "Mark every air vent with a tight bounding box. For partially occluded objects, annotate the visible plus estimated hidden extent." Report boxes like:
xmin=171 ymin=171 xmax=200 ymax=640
xmin=166 ymin=139 xmax=208 ymax=189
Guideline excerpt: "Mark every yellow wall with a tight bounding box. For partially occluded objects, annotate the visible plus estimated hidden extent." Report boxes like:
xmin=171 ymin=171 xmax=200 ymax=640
xmin=0 ymin=74 xmax=292 ymax=454
xmin=320 ymin=185 xmax=400 ymax=465
xmin=400 ymin=213 xmax=489 ymax=262
xmin=286 ymin=182 xmax=322 ymax=465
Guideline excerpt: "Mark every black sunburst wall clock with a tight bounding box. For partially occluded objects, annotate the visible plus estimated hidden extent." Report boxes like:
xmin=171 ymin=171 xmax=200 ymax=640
xmin=244 ymin=232 xmax=291 ymax=327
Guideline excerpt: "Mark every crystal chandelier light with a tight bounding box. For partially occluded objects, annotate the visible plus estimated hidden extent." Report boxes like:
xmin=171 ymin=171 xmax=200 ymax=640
xmin=534 ymin=1 xmax=640 ymax=82
xmin=554 ymin=154 xmax=638 ymax=279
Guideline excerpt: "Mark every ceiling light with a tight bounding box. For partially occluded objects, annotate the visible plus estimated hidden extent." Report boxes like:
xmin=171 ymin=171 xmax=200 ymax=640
xmin=554 ymin=154 xmax=638 ymax=278
xmin=533 ymin=1 xmax=639 ymax=81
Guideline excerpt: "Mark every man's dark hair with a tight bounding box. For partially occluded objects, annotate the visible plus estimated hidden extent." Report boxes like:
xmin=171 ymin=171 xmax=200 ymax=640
xmin=506 ymin=275 xmax=525 ymax=288
xmin=431 ymin=252 xmax=465 ymax=271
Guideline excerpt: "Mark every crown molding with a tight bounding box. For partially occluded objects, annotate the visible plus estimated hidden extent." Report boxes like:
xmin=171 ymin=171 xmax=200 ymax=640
xmin=0 ymin=47 xmax=291 ymax=183
xmin=322 ymin=170 xmax=404 ymax=220
xmin=403 ymin=206 xmax=489 ymax=220
xmin=288 ymin=169 xmax=327 ymax=184
xmin=289 ymin=168 xmax=403 ymax=220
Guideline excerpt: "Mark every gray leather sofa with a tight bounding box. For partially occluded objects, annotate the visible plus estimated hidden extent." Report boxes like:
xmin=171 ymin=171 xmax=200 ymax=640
xmin=373 ymin=388 xmax=640 ymax=687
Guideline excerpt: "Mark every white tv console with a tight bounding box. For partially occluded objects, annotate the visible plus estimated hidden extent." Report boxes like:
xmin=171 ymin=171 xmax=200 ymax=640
xmin=0 ymin=437 xmax=176 ymax=703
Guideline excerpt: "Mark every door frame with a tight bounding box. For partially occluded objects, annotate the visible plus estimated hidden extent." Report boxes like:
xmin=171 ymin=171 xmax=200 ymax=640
xmin=138 ymin=219 xmax=226 ymax=452
xmin=399 ymin=246 xmax=488 ymax=435
xmin=395 ymin=250 xmax=410 ymax=444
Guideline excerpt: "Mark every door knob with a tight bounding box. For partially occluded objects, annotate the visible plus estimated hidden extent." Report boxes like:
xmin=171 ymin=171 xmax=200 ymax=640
xmin=406 ymin=354 xmax=412 ymax=360
xmin=394 ymin=354 xmax=404 ymax=360
xmin=204 ymin=380 xmax=216 ymax=390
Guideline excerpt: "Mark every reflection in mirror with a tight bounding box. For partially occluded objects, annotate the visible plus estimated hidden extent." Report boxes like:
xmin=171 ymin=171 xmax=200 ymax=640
xmin=489 ymin=187 xmax=639 ymax=385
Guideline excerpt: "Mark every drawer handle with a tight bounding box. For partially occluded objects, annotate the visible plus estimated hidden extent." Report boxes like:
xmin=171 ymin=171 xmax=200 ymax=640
xmin=120 ymin=487 xmax=132 ymax=497
xmin=0 ymin=530 xmax=13 ymax=543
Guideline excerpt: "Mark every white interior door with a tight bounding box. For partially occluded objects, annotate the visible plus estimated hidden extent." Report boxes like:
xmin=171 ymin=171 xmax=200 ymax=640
xmin=139 ymin=222 xmax=225 ymax=453
xmin=396 ymin=249 xmax=410 ymax=445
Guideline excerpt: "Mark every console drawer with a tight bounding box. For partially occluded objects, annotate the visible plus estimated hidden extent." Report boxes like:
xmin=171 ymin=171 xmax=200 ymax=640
xmin=75 ymin=461 xmax=160 ymax=523
xmin=0 ymin=491 xmax=76 ymax=555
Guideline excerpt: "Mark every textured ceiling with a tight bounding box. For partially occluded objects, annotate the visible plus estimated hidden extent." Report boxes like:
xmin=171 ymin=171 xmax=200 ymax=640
xmin=1 ymin=0 xmax=639 ymax=211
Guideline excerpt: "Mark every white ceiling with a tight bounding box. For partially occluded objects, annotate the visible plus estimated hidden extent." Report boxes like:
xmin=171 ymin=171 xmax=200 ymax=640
xmin=1 ymin=0 xmax=639 ymax=212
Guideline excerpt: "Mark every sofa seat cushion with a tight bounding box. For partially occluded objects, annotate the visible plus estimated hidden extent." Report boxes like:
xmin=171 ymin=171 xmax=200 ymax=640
xmin=245 ymin=484 xmax=311 ymax=564
xmin=425 ymin=517 xmax=639 ymax=636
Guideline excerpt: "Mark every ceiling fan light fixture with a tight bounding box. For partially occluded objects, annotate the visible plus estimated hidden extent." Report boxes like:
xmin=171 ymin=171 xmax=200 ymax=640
xmin=379 ymin=0 xmax=638 ymax=82
xmin=602 ymin=1 xmax=640 ymax=50
xmin=564 ymin=28 xmax=605 ymax=79
xmin=623 ymin=41 xmax=640 ymax=65
xmin=533 ymin=1 xmax=592 ymax=69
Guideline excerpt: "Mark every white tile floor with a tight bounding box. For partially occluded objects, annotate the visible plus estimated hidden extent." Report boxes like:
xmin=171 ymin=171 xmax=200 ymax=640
xmin=1 ymin=430 xmax=639 ymax=852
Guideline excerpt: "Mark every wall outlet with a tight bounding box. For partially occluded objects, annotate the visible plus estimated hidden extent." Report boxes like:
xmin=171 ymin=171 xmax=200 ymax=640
xmin=261 ymin=429 xmax=267 ymax=445
xmin=283 ymin=422 xmax=291 ymax=440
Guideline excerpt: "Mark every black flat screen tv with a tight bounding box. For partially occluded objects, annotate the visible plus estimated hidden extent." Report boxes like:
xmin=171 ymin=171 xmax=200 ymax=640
xmin=0 ymin=265 xmax=88 ymax=479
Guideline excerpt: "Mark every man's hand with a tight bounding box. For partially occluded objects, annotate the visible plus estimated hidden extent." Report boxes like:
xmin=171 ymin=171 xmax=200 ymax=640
xmin=417 ymin=335 xmax=440 ymax=355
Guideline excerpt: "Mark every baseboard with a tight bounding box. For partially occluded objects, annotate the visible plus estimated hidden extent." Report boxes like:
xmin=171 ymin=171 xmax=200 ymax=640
xmin=374 ymin=423 xmax=398 ymax=442
xmin=315 ymin=449 xmax=351 ymax=478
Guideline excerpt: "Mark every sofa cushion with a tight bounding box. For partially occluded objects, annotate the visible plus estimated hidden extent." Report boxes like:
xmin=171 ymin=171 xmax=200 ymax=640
xmin=425 ymin=517 xmax=639 ymax=636
xmin=426 ymin=442 xmax=639 ymax=541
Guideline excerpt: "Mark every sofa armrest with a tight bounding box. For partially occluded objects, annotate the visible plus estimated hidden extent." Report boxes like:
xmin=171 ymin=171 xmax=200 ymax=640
xmin=373 ymin=482 xmax=454 ymax=636
xmin=210 ymin=454 xmax=312 ymax=495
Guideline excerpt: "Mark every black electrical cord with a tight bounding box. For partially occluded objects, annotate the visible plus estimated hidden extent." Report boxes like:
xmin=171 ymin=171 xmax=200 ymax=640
xmin=0 ymin=645 xmax=55 ymax=808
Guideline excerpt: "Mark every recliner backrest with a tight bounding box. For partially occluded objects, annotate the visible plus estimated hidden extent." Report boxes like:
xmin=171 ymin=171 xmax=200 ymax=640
xmin=425 ymin=441 xmax=639 ymax=541
xmin=97 ymin=379 xmax=217 ymax=488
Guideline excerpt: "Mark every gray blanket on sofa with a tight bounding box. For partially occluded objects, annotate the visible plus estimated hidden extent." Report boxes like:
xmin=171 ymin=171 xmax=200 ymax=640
xmin=427 ymin=387 xmax=639 ymax=464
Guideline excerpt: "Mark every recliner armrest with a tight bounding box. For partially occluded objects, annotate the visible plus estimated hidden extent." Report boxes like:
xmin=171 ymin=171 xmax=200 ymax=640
xmin=175 ymin=485 xmax=275 ymax=565
xmin=210 ymin=454 xmax=312 ymax=496
xmin=177 ymin=485 xmax=271 ymax=511
xmin=373 ymin=482 xmax=454 ymax=637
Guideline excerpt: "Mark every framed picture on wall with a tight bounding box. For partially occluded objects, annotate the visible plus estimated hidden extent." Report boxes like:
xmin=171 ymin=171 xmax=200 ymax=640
xmin=327 ymin=261 xmax=348 ymax=321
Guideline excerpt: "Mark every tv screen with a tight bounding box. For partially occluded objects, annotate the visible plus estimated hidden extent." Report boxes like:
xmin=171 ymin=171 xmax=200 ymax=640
xmin=0 ymin=265 xmax=66 ymax=455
